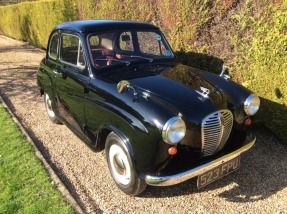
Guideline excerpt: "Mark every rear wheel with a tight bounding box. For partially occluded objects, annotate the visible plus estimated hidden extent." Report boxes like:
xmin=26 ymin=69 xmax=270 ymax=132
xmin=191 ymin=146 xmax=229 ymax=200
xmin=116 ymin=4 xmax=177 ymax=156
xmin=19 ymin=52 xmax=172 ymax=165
xmin=44 ymin=92 xmax=61 ymax=124
xmin=105 ymin=132 xmax=147 ymax=196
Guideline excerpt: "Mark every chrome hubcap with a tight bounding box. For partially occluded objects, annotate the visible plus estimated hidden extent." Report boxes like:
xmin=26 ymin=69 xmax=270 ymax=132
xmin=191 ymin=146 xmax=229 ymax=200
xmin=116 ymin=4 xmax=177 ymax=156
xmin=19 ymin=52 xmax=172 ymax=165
xmin=109 ymin=144 xmax=131 ymax=185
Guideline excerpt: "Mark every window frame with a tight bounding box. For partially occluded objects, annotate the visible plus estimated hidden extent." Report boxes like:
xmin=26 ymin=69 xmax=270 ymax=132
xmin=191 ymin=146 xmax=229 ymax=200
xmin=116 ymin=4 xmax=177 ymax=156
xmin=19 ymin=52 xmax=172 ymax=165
xmin=59 ymin=33 xmax=86 ymax=70
xmin=87 ymin=29 xmax=174 ymax=69
xmin=48 ymin=32 xmax=59 ymax=60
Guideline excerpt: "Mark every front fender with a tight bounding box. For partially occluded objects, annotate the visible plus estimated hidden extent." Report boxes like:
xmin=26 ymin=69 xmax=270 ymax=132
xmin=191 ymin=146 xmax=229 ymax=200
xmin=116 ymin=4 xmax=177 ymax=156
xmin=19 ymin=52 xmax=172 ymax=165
xmin=106 ymin=125 xmax=136 ymax=160
xmin=85 ymin=102 xmax=162 ymax=173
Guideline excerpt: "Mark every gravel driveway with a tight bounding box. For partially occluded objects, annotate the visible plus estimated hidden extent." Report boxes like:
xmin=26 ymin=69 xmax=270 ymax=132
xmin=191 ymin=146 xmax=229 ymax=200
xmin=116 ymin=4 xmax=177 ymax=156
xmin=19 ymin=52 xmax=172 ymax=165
xmin=0 ymin=35 xmax=286 ymax=213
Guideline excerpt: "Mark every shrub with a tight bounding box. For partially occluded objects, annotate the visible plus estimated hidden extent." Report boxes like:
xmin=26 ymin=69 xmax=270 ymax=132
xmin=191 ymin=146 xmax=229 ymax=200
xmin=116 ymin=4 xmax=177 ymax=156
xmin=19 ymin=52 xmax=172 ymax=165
xmin=232 ymin=1 xmax=287 ymax=143
xmin=0 ymin=0 xmax=77 ymax=48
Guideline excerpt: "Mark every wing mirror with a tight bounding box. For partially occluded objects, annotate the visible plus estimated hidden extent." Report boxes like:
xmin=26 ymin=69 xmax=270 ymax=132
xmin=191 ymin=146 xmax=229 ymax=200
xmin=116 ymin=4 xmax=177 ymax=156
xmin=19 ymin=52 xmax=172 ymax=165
xmin=117 ymin=80 xmax=137 ymax=95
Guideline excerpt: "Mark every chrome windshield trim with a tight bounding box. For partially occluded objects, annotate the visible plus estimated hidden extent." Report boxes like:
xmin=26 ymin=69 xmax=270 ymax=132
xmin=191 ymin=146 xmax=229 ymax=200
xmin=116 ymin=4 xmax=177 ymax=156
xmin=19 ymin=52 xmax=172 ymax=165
xmin=145 ymin=136 xmax=256 ymax=186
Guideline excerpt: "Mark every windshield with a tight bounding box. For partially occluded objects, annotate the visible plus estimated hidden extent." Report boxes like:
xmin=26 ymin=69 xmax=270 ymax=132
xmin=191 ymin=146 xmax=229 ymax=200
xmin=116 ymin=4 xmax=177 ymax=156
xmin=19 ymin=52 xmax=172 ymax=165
xmin=88 ymin=30 xmax=174 ymax=68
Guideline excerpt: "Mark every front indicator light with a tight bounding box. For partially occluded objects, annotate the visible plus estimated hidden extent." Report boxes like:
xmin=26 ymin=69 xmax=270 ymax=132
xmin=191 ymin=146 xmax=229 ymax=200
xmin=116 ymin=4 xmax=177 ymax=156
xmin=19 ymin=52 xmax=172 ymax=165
xmin=245 ymin=118 xmax=252 ymax=126
xmin=168 ymin=147 xmax=177 ymax=155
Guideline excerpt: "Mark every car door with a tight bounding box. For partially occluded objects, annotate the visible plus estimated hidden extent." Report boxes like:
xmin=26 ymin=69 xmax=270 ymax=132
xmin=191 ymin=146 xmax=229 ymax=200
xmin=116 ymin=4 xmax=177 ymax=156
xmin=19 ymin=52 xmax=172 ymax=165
xmin=54 ymin=32 xmax=90 ymax=138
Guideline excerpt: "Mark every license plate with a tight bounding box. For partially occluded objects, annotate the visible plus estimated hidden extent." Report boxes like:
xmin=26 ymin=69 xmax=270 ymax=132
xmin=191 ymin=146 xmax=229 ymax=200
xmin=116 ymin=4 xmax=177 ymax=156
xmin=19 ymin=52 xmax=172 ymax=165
xmin=197 ymin=156 xmax=241 ymax=188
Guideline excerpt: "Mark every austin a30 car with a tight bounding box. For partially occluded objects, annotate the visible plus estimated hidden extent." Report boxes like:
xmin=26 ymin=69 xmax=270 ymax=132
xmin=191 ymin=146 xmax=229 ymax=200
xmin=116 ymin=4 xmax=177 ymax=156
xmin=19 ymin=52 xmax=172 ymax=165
xmin=37 ymin=20 xmax=260 ymax=196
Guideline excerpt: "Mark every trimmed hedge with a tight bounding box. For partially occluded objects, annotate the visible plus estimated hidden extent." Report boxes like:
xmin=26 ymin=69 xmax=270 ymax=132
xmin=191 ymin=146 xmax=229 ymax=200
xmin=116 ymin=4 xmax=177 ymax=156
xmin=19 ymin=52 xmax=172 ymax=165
xmin=0 ymin=0 xmax=286 ymax=143
xmin=232 ymin=1 xmax=287 ymax=143
xmin=0 ymin=0 xmax=76 ymax=48
xmin=0 ymin=0 xmax=213 ymax=50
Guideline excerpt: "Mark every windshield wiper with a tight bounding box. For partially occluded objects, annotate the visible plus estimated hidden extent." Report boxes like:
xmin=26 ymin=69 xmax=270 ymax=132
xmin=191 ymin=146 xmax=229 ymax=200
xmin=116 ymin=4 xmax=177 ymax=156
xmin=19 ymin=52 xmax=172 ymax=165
xmin=97 ymin=58 xmax=130 ymax=66
xmin=130 ymin=55 xmax=153 ymax=62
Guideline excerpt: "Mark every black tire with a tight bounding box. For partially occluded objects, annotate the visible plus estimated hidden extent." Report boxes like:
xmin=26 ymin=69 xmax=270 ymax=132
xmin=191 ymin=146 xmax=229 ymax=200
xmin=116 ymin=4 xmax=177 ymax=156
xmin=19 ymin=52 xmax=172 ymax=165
xmin=105 ymin=132 xmax=147 ymax=196
xmin=44 ymin=92 xmax=61 ymax=124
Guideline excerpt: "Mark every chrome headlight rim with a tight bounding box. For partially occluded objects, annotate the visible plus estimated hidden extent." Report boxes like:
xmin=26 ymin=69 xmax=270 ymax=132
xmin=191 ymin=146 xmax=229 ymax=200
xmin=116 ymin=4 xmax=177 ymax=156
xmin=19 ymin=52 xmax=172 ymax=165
xmin=162 ymin=117 xmax=186 ymax=145
xmin=244 ymin=94 xmax=260 ymax=116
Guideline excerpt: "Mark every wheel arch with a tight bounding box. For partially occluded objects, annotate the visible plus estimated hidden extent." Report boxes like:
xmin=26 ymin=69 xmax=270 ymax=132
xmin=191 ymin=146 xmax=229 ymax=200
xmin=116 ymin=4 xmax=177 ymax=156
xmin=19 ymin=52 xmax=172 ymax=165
xmin=104 ymin=130 xmax=147 ymax=195
xmin=96 ymin=126 xmax=136 ymax=160
xmin=37 ymin=79 xmax=45 ymax=96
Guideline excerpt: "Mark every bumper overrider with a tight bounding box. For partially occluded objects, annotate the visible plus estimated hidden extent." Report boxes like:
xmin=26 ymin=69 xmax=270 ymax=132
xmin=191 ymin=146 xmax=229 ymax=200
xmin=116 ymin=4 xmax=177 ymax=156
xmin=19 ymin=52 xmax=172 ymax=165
xmin=145 ymin=135 xmax=256 ymax=186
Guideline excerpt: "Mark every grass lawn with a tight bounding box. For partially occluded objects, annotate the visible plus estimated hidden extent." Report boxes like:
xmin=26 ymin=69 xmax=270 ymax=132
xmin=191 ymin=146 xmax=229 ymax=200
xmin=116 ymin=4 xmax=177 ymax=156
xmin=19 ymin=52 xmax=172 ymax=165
xmin=0 ymin=104 xmax=74 ymax=213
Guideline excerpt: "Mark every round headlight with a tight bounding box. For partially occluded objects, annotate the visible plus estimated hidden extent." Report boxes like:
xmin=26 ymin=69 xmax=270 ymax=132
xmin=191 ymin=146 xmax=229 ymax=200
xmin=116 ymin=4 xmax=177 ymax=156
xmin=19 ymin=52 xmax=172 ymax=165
xmin=162 ymin=117 xmax=186 ymax=144
xmin=244 ymin=94 xmax=260 ymax=116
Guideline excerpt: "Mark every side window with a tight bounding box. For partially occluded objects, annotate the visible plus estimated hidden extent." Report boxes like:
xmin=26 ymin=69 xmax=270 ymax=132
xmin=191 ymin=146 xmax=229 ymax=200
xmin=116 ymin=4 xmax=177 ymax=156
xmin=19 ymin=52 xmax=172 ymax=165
xmin=48 ymin=33 xmax=58 ymax=59
xmin=89 ymin=36 xmax=100 ymax=47
xmin=119 ymin=32 xmax=134 ymax=51
xmin=61 ymin=34 xmax=86 ymax=68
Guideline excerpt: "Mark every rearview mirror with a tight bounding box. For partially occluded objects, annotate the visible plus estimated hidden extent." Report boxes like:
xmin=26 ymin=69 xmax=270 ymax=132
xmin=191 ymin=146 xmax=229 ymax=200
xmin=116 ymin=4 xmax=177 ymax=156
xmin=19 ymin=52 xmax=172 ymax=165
xmin=121 ymin=35 xmax=131 ymax=42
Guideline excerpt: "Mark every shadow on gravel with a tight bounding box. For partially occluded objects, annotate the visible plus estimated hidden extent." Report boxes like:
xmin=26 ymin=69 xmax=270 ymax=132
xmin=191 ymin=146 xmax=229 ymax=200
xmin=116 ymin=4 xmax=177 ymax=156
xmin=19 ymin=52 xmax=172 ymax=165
xmin=30 ymin=136 xmax=103 ymax=214
xmin=216 ymin=128 xmax=287 ymax=202
xmin=0 ymin=44 xmax=42 ymax=54
xmin=0 ymin=68 xmax=38 ymax=103
xmin=142 ymin=127 xmax=287 ymax=202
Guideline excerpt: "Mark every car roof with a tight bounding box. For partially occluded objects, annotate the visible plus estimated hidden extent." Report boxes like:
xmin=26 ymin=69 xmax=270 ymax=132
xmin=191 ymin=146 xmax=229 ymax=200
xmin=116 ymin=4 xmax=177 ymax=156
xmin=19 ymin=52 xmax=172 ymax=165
xmin=54 ymin=20 xmax=159 ymax=33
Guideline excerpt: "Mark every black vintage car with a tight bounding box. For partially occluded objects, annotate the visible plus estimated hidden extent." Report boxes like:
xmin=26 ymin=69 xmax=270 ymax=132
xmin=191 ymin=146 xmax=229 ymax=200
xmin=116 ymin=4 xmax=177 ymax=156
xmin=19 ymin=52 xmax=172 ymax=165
xmin=37 ymin=20 xmax=260 ymax=196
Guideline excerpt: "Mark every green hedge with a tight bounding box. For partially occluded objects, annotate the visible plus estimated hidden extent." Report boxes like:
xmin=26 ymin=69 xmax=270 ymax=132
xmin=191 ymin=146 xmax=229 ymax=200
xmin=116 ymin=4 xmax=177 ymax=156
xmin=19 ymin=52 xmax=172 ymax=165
xmin=0 ymin=0 xmax=76 ymax=48
xmin=0 ymin=0 xmax=286 ymax=143
xmin=232 ymin=1 xmax=287 ymax=143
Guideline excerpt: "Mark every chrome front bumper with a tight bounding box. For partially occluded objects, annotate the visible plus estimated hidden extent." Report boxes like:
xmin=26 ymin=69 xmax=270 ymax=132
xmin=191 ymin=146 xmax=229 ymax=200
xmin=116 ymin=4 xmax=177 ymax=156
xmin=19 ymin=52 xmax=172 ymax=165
xmin=145 ymin=136 xmax=256 ymax=186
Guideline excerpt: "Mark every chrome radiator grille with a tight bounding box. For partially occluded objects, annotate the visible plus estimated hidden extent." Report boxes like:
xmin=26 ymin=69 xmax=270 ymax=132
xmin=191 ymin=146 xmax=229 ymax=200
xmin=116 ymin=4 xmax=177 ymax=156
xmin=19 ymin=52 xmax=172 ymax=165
xmin=201 ymin=110 xmax=233 ymax=157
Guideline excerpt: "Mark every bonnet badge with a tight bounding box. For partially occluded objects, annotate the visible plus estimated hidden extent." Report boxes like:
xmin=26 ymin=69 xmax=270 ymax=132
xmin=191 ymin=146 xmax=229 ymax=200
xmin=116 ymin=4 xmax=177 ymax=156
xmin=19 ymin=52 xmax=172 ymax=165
xmin=196 ymin=86 xmax=210 ymax=99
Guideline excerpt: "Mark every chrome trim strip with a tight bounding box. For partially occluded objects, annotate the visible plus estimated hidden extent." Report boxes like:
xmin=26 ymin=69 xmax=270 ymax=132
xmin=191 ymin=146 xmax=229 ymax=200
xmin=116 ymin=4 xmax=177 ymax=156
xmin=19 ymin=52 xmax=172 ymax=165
xmin=145 ymin=136 xmax=256 ymax=186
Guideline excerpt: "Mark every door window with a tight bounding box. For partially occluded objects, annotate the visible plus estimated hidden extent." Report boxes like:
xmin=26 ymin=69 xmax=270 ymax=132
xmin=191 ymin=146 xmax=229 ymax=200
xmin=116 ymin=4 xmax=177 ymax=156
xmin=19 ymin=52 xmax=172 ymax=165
xmin=61 ymin=34 xmax=86 ymax=68
xmin=48 ymin=33 xmax=59 ymax=59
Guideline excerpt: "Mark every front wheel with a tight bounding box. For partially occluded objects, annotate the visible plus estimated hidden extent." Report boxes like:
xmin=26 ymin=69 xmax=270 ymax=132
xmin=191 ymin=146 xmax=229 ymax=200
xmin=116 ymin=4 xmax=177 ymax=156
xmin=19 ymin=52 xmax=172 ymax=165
xmin=105 ymin=132 xmax=147 ymax=196
xmin=44 ymin=92 xmax=61 ymax=124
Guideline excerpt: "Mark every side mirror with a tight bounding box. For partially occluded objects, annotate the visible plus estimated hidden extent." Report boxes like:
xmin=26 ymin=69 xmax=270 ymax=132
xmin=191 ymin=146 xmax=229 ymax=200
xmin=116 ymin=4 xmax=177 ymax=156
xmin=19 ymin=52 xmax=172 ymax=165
xmin=117 ymin=80 xmax=130 ymax=94
xmin=117 ymin=80 xmax=138 ymax=95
